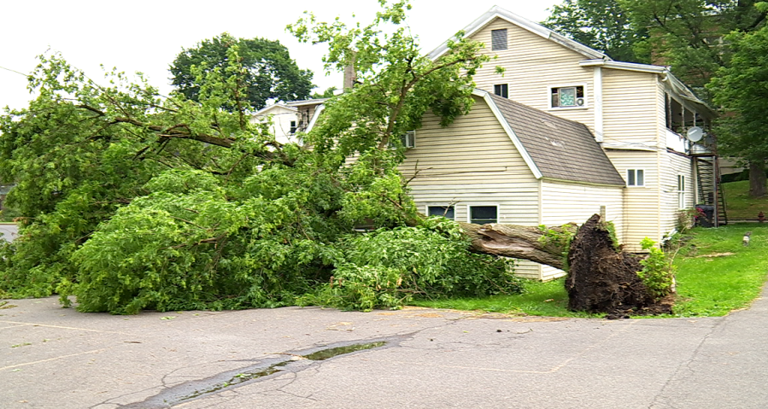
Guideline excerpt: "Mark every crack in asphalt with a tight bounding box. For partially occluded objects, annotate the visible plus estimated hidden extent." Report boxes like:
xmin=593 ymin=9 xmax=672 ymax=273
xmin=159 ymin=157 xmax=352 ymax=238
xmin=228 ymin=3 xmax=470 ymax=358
xmin=117 ymin=335 xmax=407 ymax=408
xmin=647 ymin=317 xmax=725 ymax=409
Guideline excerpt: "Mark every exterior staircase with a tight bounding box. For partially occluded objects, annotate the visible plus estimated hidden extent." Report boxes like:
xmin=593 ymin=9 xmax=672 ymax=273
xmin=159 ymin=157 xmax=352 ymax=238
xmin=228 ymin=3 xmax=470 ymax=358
xmin=694 ymin=156 xmax=728 ymax=226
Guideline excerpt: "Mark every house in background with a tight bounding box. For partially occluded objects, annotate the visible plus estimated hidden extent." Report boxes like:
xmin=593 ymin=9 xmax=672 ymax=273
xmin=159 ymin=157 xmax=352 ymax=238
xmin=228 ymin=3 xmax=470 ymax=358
xmin=252 ymin=103 xmax=299 ymax=144
xmin=423 ymin=5 xmax=718 ymax=254
xmin=252 ymin=98 xmax=328 ymax=144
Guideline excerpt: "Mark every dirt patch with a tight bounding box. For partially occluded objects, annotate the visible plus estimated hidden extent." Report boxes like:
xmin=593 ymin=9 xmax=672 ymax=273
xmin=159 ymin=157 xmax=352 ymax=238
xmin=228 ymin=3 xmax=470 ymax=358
xmin=566 ymin=214 xmax=672 ymax=316
xmin=697 ymin=252 xmax=735 ymax=258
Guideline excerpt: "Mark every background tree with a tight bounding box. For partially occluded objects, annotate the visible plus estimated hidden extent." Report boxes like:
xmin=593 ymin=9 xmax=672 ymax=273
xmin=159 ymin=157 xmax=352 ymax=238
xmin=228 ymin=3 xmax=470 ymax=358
xmin=619 ymin=0 xmax=767 ymax=91
xmin=543 ymin=0 xmax=645 ymax=63
xmin=708 ymin=8 xmax=768 ymax=198
xmin=169 ymin=33 xmax=314 ymax=110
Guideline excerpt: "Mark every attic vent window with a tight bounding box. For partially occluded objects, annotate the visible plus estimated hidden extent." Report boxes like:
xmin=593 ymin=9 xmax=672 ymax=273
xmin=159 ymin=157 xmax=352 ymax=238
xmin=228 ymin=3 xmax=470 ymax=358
xmin=551 ymin=86 xmax=585 ymax=108
xmin=491 ymin=29 xmax=508 ymax=51
xmin=494 ymin=84 xmax=508 ymax=98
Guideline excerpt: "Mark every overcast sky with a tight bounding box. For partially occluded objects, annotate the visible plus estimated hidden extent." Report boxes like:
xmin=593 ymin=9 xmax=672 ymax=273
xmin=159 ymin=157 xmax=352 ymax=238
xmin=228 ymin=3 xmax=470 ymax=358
xmin=0 ymin=0 xmax=561 ymax=111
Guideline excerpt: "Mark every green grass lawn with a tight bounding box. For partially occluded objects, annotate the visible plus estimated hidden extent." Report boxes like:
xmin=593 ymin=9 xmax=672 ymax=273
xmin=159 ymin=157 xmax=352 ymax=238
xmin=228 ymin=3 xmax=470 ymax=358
xmin=672 ymin=224 xmax=768 ymax=316
xmin=413 ymin=224 xmax=768 ymax=318
xmin=722 ymin=180 xmax=768 ymax=220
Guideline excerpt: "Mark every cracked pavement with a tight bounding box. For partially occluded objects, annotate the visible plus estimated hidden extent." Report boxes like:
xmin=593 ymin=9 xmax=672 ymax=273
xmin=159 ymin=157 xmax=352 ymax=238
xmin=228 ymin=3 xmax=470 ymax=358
xmin=2 ymin=284 xmax=768 ymax=408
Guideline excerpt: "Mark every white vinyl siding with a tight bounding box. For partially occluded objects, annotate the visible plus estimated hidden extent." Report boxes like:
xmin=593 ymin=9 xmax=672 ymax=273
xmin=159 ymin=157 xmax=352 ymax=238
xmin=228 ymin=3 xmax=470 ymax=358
xmin=469 ymin=18 xmax=595 ymax=129
xmin=539 ymin=181 xmax=624 ymax=281
xmin=401 ymin=96 xmax=542 ymax=279
xmin=601 ymin=69 xmax=660 ymax=147
xmin=661 ymin=153 xmax=695 ymax=234
xmin=606 ymin=150 xmax=660 ymax=251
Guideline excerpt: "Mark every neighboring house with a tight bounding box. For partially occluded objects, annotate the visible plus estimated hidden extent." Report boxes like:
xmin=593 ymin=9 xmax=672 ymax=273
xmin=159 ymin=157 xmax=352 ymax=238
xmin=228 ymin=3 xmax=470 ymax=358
xmin=252 ymin=103 xmax=300 ymax=144
xmin=425 ymin=5 xmax=718 ymax=254
xmin=251 ymin=99 xmax=327 ymax=144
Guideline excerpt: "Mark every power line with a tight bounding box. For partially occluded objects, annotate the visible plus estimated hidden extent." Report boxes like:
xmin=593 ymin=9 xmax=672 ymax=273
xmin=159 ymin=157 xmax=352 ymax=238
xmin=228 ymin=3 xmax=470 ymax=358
xmin=0 ymin=65 xmax=29 ymax=77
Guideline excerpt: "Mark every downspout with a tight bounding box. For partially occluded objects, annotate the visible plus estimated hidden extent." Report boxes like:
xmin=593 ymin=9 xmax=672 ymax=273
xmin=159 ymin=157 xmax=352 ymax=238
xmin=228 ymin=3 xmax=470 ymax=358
xmin=593 ymin=67 xmax=604 ymax=142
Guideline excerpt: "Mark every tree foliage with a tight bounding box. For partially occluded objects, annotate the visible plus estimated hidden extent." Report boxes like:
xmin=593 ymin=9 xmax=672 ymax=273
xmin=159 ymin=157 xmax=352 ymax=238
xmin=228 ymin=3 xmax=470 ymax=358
xmin=619 ymin=0 xmax=767 ymax=90
xmin=0 ymin=1 xmax=522 ymax=313
xmin=543 ymin=0 xmax=645 ymax=62
xmin=169 ymin=33 xmax=314 ymax=109
xmin=708 ymin=4 xmax=768 ymax=197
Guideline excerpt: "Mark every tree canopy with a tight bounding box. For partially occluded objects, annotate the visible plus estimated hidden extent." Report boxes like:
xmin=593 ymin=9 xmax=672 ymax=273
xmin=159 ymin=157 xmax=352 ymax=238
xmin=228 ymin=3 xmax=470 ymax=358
xmin=0 ymin=1 xmax=524 ymax=314
xmin=708 ymin=3 xmax=768 ymax=197
xmin=542 ymin=0 xmax=645 ymax=63
xmin=169 ymin=33 xmax=314 ymax=110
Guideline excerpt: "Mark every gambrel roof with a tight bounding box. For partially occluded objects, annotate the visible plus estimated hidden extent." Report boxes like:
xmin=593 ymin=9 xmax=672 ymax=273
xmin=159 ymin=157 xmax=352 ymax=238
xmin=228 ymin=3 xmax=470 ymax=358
xmin=476 ymin=90 xmax=626 ymax=187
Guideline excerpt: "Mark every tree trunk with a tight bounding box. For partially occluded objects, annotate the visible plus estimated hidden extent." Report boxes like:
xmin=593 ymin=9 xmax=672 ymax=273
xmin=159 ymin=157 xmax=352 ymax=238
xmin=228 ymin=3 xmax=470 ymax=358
xmin=462 ymin=214 xmax=673 ymax=315
xmin=749 ymin=159 xmax=767 ymax=198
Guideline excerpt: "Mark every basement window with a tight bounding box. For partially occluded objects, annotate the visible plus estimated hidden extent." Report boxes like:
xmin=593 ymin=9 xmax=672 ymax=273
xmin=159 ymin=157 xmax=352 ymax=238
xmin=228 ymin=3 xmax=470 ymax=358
xmin=427 ymin=206 xmax=455 ymax=220
xmin=469 ymin=205 xmax=498 ymax=224
xmin=491 ymin=29 xmax=508 ymax=51
xmin=627 ymin=169 xmax=645 ymax=187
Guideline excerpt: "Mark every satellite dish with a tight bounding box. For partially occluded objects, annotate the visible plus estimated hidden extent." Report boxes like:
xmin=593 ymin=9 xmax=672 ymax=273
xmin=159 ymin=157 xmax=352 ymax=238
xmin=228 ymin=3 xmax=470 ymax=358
xmin=687 ymin=126 xmax=704 ymax=142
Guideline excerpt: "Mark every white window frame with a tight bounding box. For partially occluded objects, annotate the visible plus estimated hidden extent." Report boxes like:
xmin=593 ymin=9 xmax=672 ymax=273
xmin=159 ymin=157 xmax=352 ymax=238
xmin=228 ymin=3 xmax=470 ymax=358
xmin=400 ymin=130 xmax=415 ymax=149
xmin=549 ymin=84 xmax=588 ymax=110
xmin=677 ymin=174 xmax=686 ymax=209
xmin=426 ymin=205 xmax=455 ymax=220
xmin=626 ymin=169 xmax=645 ymax=187
xmin=467 ymin=204 xmax=500 ymax=224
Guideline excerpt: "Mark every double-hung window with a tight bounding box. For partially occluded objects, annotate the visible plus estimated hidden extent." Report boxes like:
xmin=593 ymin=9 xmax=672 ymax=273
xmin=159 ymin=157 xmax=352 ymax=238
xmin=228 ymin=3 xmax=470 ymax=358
xmin=627 ymin=169 xmax=645 ymax=187
xmin=677 ymin=175 xmax=686 ymax=209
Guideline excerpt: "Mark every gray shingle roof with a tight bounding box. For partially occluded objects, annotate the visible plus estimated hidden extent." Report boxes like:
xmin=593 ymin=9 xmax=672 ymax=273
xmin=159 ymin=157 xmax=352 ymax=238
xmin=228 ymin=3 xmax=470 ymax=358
xmin=486 ymin=93 xmax=625 ymax=186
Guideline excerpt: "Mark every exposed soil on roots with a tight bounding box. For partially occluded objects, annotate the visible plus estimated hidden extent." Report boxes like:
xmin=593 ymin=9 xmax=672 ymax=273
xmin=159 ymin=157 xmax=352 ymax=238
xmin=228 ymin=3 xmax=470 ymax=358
xmin=566 ymin=214 xmax=673 ymax=316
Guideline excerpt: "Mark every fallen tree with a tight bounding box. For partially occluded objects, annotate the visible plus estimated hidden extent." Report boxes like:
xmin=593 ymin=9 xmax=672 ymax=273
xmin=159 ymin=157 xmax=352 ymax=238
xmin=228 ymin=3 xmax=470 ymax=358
xmin=0 ymin=1 xmax=674 ymax=315
xmin=466 ymin=215 xmax=674 ymax=315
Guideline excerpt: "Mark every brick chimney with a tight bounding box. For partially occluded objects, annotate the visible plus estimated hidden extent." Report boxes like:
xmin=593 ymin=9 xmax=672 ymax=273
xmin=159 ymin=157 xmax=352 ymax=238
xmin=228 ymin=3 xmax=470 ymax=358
xmin=343 ymin=52 xmax=357 ymax=91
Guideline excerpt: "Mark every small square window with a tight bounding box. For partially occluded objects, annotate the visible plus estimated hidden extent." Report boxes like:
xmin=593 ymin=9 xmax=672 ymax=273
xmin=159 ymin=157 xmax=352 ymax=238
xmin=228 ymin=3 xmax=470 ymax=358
xmin=491 ymin=29 xmax=508 ymax=51
xmin=399 ymin=130 xmax=415 ymax=148
xmin=627 ymin=169 xmax=644 ymax=187
xmin=494 ymin=84 xmax=508 ymax=98
xmin=470 ymin=206 xmax=498 ymax=224
xmin=427 ymin=206 xmax=455 ymax=220
xmin=551 ymin=86 xmax=585 ymax=108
